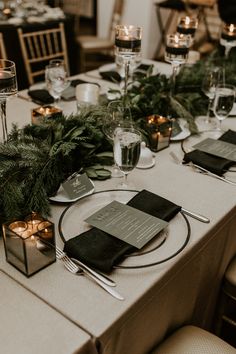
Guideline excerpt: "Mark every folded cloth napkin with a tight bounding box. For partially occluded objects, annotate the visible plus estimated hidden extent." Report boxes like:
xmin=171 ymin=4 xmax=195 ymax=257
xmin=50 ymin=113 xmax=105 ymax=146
xmin=99 ymin=70 xmax=122 ymax=83
xmin=183 ymin=129 xmax=236 ymax=176
xmin=28 ymin=89 xmax=54 ymax=105
xmin=63 ymin=189 xmax=181 ymax=273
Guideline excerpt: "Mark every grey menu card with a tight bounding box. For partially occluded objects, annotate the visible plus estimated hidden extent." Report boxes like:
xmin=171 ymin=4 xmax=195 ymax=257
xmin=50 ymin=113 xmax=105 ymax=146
xmin=85 ymin=200 xmax=168 ymax=249
xmin=193 ymin=138 xmax=236 ymax=162
xmin=62 ymin=173 xmax=94 ymax=199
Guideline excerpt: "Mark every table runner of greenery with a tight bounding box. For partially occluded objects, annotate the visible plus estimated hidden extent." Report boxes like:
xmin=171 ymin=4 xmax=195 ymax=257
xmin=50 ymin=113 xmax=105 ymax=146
xmin=0 ymin=49 xmax=235 ymax=225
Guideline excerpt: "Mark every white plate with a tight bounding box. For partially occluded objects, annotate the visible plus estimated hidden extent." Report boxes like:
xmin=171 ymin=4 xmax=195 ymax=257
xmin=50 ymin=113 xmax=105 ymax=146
xmin=59 ymin=190 xmax=189 ymax=268
xmin=49 ymin=180 xmax=95 ymax=203
xmin=136 ymin=156 xmax=156 ymax=169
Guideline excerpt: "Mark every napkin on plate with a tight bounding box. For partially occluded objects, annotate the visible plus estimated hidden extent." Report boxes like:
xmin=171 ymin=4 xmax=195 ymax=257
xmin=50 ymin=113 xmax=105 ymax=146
xmin=183 ymin=129 xmax=236 ymax=176
xmin=99 ymin=71 xmax=122 ymax=83
xmin=28 ymin=89 xmax=54 ymax=105
xmin=63 ymin=189 xmax=181 ymax=273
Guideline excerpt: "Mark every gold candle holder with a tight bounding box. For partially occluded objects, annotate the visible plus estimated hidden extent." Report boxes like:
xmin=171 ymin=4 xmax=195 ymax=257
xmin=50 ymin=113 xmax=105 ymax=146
xmin=146 ymin=115 xmax=172 ymax=152
xmin=31 ymin=105 xmax=62 ymax=125
xmin=2 ymin=213 xmax=56 ymax=277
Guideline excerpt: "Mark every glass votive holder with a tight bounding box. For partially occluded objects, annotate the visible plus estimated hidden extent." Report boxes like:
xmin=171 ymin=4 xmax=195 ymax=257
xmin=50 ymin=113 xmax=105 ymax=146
xmin=2 ymin=214 xmax=56 ymax=277
xmin=177 ymin=16 xmax=198 ymax=37
xmin=146 ymin=115 xmax=172 ymax=152
xmin=31 ymin=105 xmax=62 ymax=125
xmin=75 ymin=83 xmax=100 ymax=112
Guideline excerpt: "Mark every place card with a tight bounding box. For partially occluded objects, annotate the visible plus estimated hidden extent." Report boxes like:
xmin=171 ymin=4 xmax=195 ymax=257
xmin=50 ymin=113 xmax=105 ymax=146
xmin=85 ymin=201 xmax=168 ymax=249
xmin=62 ymin=173 xmax=94 ymax=199
xmin=193 ymin=138 xmax=236 ymax=162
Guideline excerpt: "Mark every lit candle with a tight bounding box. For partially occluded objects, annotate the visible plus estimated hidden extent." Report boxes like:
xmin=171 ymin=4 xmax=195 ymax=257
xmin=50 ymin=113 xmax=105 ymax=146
xmin=222 ymin=23 xmax=236 ymax=40
xmin=165 ymin=34 xmax=189 ymax=55
xmin=37 ymin=221 xmax=53 ymax=239
xmin=177 ymin=16 xmax=198 ymax=36
xmin=31 ymin=105 xmax=62 ymax=125
xmin=115 ymin=25 xmax=141 ymax=49
xmin=8 ymin=221 xmax=28 ymax=236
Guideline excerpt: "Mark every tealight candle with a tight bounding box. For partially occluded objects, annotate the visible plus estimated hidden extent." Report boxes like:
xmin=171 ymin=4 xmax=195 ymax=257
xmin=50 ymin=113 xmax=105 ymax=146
xmin=8 ymin=221 xmax=28 ymax=236
xmin=165 ymin=34 xmax=189 ymax=57
xmin=221 ymin=23 xmax=236 ymax=41
xmin=31 ymin=105 xmax=62 ymax=125
xmin=177 ymin=16 xmax=198 ymax=36
xmin=146 ymin=115 xmax=172 ymax=152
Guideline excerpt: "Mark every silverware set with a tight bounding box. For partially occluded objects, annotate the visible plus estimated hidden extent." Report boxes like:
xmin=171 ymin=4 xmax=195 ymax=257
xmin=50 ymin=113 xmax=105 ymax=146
xmin=56 ymin=246 xmax=124 ymax=301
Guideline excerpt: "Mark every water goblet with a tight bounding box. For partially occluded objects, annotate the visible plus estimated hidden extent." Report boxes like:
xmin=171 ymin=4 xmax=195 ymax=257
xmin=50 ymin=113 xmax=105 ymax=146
xmin=213 ymin=84 xmax=235 ymax=135
xmin=45 ymin=60 xmax=69 ymax=107
xmin=113 ymin=126 xmax=142 ymax=189
xmin=201 ymin=66 xmax=224 ymax=129
xmin=0 ymin=59 xmax=18 ymax=143
xmin=115 ymin=25 xmax=142 ymax=98
xmin=103 ymin=100 xmax=134 ymax=178
xmin=165 ymin=33 xmax=190 ymax=96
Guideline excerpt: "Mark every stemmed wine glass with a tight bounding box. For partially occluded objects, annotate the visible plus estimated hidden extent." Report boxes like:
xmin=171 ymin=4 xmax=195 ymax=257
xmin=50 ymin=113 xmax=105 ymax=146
xmin=45 ymin=59 xmax=69 ymax=107
xmin=0 ymin=59 xmax=18 ymax=143
xmin=103 ymin=100 xmax=134 ymax=178
xmin=201 ymin=67 xmax=223 ymax=129
xmin=113 ymin=126 xmax=141 ymax=189
xmin=220 ymin=23 xmax=236 ymax=58
xmin=115 ymin=25 xmax=142 ymax=99
xmin=213 ymin=84 xmax=235 ymax=135
xmin=165 ymin=33 xmax=190 ymax=96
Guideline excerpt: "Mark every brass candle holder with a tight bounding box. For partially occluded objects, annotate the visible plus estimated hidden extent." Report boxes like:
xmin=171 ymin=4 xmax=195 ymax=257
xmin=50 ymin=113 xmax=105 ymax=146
xmin=31 ymin=105 xmax=62 ymax=125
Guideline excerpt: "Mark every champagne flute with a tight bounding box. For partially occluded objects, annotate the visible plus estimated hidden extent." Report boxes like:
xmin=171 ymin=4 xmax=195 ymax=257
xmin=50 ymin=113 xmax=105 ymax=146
xmin=165 ymin=33 xmax=190 ymax=96
xmin=113 ymin=126 xmax=141 ymax=189
xmin=45 ymin=60 xmax=69 ymax=107
xmin=115 ymin=25 xmax=142 ymax=98
xmin=103 ymin=100 xmax=134 ymax=178
xmin=0 ymin=59 xmax=18 ymax=143
xmin=213 ymin=84 xmax=235 ymax=134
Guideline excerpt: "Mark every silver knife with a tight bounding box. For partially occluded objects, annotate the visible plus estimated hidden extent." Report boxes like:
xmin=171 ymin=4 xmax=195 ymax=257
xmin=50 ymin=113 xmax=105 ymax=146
xmin=181 ymin=208 xmax=210 ymax=223
xmin=71 ymin=257 xmax=116 ymax=287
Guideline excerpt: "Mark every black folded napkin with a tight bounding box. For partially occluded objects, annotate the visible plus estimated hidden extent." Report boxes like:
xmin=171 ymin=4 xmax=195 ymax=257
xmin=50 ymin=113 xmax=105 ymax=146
xmin=63 ymin=189 xmax=181 ymax=273
xmin=28 ymin=89 xmax=54 ymax=105
xmin=183 ymin=130 xmax=236 ymax=176
xmin=99 ymin=70 xmax=122 ymax=83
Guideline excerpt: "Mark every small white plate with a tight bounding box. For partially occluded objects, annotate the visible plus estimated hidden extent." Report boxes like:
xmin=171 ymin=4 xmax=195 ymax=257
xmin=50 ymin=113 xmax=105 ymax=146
xmin=136 ymin=156 xmax=156 ymax=169
xmin=49 ymin=180 xmax=95 ymax=203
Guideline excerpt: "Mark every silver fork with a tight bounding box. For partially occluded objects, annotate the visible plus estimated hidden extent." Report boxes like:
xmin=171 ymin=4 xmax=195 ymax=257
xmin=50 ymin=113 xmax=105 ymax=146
xmin=56 ymin=246 xmax=116 ymax=287
xmin=56 ymin=248 xmax=124 ymax=301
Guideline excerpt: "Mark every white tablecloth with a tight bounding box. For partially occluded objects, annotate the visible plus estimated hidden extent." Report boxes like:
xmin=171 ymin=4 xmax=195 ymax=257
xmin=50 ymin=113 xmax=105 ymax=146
xmin=1 ymin=63 xmax=236 ymax=354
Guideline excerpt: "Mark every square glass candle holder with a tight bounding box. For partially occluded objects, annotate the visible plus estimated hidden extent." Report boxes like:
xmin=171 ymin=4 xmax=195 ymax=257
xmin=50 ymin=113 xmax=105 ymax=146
xmin=146 ymin=115 xmax=172 ymax=152
xmin=2 ymin=212 xmax=56 ymax=277
xmin=31 ymin=105 xmax=62 ymax=125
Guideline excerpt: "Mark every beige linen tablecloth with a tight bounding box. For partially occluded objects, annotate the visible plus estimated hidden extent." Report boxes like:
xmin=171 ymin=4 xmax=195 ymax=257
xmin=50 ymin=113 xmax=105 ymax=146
xmin=1 ymin=70 xmax=236 ymax=354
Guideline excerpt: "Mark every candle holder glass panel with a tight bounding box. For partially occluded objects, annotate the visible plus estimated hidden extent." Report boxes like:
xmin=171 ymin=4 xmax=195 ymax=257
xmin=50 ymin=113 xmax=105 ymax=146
xmin=2 ymin=214 xmax=56 ymax=277
xmin=177 ymin=16 xmax=198 ymax=43
xmin=146 ymin=115 xmax=172 ymax=152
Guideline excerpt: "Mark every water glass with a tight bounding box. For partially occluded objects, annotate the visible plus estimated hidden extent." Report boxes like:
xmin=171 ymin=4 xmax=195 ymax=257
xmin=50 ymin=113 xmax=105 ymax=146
xmin=75 ymin=83 xmax=100 ymax=112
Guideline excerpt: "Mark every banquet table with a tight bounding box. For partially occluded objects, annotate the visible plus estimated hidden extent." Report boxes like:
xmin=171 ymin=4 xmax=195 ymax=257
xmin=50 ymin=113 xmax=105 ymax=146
xmin=1 ymin=61 xmax=236 ymax=354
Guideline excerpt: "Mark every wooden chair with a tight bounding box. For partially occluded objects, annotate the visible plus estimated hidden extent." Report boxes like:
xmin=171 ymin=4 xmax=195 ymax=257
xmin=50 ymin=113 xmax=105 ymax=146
xmin=0 ymin=32 xmax=7 ymax=59
xmin=76 ymin=0 xmax=124 ymax=72
xmin=17 ymin=22 xmax=69 ymax=86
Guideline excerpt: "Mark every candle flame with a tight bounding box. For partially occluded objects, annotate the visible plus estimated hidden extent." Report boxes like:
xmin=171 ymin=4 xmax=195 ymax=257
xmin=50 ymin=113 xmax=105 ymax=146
xmin=185 ymin=16 xmax=190 ymax=25
xmin=174 ymin=34 xmax=179 ymax=44
xmin=229 ymin=24 xmax=235 ymax=33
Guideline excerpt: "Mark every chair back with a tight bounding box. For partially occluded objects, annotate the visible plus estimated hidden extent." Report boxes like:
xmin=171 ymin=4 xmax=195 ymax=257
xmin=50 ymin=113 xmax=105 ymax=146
xmin=0 ymin=33 xmax=7 ymax=59
xmin=17 ymin=22 xmax=69 ymax=86
xmin=109 ymin=0 xmax=124 ymax=41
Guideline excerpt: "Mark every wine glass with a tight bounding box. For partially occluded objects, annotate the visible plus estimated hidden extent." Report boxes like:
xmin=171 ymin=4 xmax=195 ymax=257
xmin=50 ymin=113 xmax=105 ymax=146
xmin=0 ymin=59 xmax=18 ymax=143
xmin=45 ymin=60 xmax=69 ymax=107
xmin=103 ymin=100 xmax=134 ymax=178
xmin=201 ymin=67 xmax=224 ymax=129
xmin=113 ymin=126 xmax=141 ymax=189
xmin=165 ymin=33 xmax=190 ymax=96
xmin=213 ymin=84 xmax=235 ymax=134
xmin=115 ymin=25 xmax=142 ymax=98
xmin=220 ymin=23 xmax=236 ymax=58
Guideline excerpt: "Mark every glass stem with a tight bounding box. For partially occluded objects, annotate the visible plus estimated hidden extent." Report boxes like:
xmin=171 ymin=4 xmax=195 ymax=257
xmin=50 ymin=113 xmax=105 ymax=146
xmin=225 ymin=46 xmax=231 ymax=58
xmin=205 ymin=98 xmax=213 ymax=124
xmin=171 ymin=64 xmax=179 ymax=96
xmin=124 ymin=60 xmax=130 ymax=97
xmin=0 ymin=100 xmax=7 ymax=143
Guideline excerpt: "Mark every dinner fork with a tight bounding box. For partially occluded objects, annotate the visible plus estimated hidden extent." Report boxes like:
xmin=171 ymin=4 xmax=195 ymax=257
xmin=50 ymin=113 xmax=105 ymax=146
xmin=55 ymin=246 xmax=116 ymax=287
xmin=56 ymin=248 xmax=124 ymax=300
